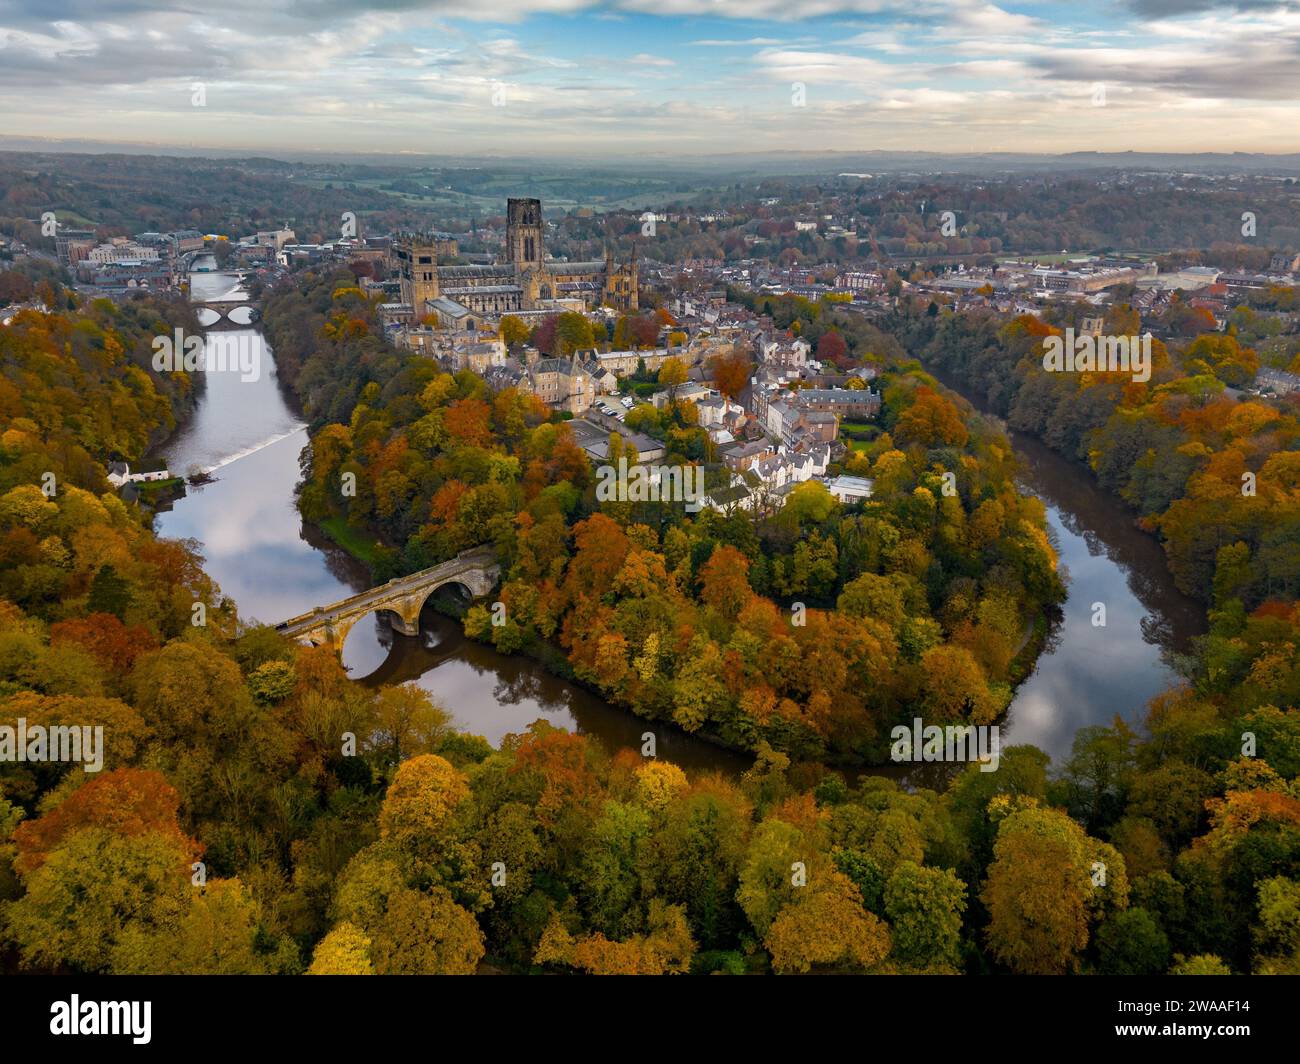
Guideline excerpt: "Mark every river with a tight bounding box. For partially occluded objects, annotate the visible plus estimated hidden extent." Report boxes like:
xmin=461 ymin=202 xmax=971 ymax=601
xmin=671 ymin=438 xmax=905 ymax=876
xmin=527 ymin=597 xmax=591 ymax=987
xmin=151 ymin=271 xmax=1203 ymax=777
xmin=924 ymin=366 xmax=1206 ymax=760
xmin=152 ymin=269 xmax=752 ymax=776
xmin=994 ymin=429 xmax=1204 ymax=756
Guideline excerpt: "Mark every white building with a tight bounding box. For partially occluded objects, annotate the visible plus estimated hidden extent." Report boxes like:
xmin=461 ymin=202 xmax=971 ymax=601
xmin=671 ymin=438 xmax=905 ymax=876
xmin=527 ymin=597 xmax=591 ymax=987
xmin=652 ymin=382 xmax=713 ymax=409
xmin=751 ymin=444 xmax=831 ymax=493
xmin=761 ymin=337 xmax=811 ymax=369
xmin=824 ymin=475 xmax=875 ymax=503
xmin=765 ymin=399 xmax=796 ymax=441
xmin=106 ymin=462 xmax=170 ymax=487
xmin=694 ymin=394 xmax=744 ymax=428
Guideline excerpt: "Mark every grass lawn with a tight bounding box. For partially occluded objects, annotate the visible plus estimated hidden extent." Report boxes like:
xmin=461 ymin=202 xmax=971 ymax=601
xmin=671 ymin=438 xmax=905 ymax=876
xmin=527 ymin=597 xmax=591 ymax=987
xmin=320 ymin=516 xmax=384 ymax=566
xmin=136 ymin=476 xmax=184 ymax=492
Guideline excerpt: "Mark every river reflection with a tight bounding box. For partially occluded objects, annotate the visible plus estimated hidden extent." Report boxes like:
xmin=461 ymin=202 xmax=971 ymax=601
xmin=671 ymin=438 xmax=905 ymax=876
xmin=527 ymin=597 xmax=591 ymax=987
xmin=954 ymin=400 xmax=1206 ymax=759
xmin=355 ymin=609 xmax=753 ymax=776
xmin=149 ymin=273 xmax=1207 ymax=777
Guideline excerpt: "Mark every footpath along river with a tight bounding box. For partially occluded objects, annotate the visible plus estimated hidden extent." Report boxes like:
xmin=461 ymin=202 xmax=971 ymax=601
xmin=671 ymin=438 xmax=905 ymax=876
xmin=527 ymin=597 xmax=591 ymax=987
xmin=150 ymin=269 xmax=1204 ymax=776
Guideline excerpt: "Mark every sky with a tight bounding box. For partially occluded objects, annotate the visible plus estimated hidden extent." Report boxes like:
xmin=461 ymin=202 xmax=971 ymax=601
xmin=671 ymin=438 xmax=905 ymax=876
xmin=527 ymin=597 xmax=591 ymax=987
xmin=1 ymin=0 xmax=1299 ymax=157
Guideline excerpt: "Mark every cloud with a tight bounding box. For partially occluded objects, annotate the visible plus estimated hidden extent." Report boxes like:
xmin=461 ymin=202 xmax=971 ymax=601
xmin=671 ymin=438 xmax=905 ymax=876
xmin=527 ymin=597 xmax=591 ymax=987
xmin=1124 ymin=0 xmax=1287 ymax=14
xmin=940 ymin=1 xmax=1043 ymax=35
xmin=755 ymin=47 xmax=902 ymax=87
xmin=0 ymin=0 xmax=1298 ymax=153
xmin=689 ymin=37 xmax=784 ymax=46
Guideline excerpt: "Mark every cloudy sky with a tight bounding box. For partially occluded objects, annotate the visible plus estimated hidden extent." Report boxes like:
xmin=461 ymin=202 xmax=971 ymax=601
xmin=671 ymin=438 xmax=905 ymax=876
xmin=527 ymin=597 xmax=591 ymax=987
xmin=0 ymin=0 xmax=1297 ymax=156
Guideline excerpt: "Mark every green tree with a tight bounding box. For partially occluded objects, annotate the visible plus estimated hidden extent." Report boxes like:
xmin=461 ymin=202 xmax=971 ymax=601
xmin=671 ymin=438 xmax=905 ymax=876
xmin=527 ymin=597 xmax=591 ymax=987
xmin=554 ymin=312 xmax=595 ymax=356
xmin=1096 ymin=907 xmax=1170 ymax=975
xmin=6 ymin=828 xmax=189 ymax=972
xmin=883 ymin=860 xmax=967 ymax=970
xmin=1253 ymin=876 xmax=1300 ymax=974
xmin=87 ymin=564 xmax=132 ymax=621
xmin=499 ymin=315 xmax=530 ymax=348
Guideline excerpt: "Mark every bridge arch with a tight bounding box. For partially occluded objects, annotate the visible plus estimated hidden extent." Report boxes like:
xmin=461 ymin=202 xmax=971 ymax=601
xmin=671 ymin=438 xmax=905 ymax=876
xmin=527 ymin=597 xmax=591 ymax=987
xmin=406 ymin=576 xmax=477 ymax=619
xmin=336 ymin=604 xmax=414 ymax=660
xmin=193 ymin=303 xmax=258 ymax=327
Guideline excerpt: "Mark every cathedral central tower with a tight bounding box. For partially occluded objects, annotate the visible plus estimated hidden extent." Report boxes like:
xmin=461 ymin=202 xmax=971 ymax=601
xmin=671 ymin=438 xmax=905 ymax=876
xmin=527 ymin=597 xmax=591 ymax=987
xmin=506 ymin=197 xmax=544 ymax=270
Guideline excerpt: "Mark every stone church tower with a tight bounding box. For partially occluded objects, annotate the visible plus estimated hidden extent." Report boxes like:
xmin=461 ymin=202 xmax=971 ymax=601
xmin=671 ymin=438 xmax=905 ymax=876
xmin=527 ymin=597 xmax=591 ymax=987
xmin=603 ymin=240 xmax=639 ymax=312
xmin=506 ymin=198 xmax=544 ymax=269
xmin=393 ymin=237 xmax=440 ymax=309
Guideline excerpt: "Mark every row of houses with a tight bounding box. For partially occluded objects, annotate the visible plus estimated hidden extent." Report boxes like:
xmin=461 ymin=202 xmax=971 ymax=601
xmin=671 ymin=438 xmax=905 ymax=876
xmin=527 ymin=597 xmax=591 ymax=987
xmin=753 ymin=380 xmax=880 ymax=445
xmin=672 ymin=465 xmax=874 ymax=515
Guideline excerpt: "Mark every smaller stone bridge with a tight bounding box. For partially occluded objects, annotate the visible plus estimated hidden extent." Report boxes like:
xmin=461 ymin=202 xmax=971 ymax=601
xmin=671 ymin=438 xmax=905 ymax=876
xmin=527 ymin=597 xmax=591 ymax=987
xmin=193 ymin=300 xmax=259 ymax=328
xmin=274 ymin=547 xmax=500 ymax=652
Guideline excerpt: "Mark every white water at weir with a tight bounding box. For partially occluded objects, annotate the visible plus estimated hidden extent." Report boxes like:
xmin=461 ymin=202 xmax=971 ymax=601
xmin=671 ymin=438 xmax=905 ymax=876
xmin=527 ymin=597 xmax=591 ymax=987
xmin=156 ymin=334 xmax=303 ymax=478
xmin=193 ymin=426 xmax=307 ymax=477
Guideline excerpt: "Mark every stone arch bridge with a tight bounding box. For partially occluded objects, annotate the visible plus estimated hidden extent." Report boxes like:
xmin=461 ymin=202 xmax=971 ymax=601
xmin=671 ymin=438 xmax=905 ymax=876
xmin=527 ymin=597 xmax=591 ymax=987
xmin=275 ymin=547 xmax=500 ymax=652
xmin=193 ymin=300 xmax=260 ymax=328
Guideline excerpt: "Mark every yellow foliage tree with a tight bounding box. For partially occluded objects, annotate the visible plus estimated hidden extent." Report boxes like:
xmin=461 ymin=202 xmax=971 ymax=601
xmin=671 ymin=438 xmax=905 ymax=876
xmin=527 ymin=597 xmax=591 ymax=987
xmin=765 ymin=871 xmax=891 ymax=973
xmin=308 ymin=922 xmax=375 ymax=975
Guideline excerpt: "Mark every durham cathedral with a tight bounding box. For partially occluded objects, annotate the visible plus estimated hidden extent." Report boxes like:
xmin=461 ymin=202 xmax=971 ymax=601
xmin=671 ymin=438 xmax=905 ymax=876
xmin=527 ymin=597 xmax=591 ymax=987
xmin=392 ymin=198 xmax=638 ymax=328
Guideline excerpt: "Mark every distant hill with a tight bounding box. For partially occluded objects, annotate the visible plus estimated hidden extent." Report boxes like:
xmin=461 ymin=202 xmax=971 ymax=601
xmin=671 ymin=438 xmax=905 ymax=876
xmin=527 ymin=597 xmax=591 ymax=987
xmin=4 ymin=136 xmax=1300 ymax=176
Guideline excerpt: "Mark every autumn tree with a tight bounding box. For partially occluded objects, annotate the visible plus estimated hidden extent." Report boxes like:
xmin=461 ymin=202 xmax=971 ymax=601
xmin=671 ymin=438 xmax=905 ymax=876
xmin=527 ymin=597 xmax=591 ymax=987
xmin=307 ymin=922 xmax=374 ymax=974
xmin=765 ymin=871 xmax=892 ymax=974
xmin=371 ymin=683 xmax=454 ymax=765
xmin=707 ymin=352 xmax=754 ymax=400
xmin=698 ymin=544 xmax=753 ymax=621
xmin=981 ymin=804 xmax=1127 ymax=974
xmin=499 ymin=314 xmax=530 ymax=348
xmin=816 ymin=331 xmax=849 ymax=368
xmin=369 ymin=887 xmax=485 ymax=974
xmin=13 ymin=768 xmax=200 ymax=874
xmin=894 ymin=386 xmax=968 ymax=448
xmin=378 ymin=753 xmax=471 ymax=849
xmin=657 ymin=356 xmax=689 ymax=405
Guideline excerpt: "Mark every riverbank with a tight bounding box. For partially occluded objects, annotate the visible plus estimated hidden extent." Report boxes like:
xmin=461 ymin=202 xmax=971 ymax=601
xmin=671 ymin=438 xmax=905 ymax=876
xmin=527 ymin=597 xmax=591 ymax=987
xmin=319 ymin=515 xmax=386 ymax=568
xmin=343 ymin=551 xmax=766 ymax=774
xmin=149 ymin=269 xmax=760 ymax=774
xmin=923 ymin=360 xmax=1207 ymax=633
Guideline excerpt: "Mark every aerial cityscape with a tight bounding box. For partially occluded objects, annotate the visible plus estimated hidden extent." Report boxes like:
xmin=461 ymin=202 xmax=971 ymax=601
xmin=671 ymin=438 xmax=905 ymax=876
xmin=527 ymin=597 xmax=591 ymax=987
xmin=0 ymin=0 xmax=1296 ymax=1039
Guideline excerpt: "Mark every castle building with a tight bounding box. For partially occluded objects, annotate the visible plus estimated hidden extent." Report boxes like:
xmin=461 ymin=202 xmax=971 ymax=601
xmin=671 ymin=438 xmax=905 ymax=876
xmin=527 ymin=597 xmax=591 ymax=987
xmin=392 ymin=197 xmax=637 ymax=327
